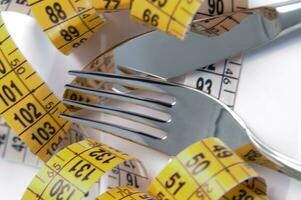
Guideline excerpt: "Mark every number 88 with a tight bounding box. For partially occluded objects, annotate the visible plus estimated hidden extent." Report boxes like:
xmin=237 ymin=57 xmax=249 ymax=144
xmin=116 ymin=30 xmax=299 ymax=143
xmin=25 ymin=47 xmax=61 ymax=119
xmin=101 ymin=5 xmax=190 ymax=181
xmin=45 ymin=2 xmax=67 ymax=23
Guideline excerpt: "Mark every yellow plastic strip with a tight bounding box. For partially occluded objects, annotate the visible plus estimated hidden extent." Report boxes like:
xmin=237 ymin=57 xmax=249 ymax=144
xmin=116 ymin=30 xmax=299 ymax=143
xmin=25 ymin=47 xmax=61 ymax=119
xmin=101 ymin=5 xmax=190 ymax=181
xmin=192 ymin=0 xmax=250 ymax=36
xmin=96 ymin=185 xmax=153 ymax=200
xmin=130 ymin=0 xmax=203 ymax=39
xmin=22 ymin=139 xmax=135 ymax=200
xmin=23 ymin=137 xmax=268 ymax=200
xmin=92 ymin=0 xmax=133 ymax=11
xmin=236 ymin=144 xmax=285 ymax=174
xmin=0 ymin=17 xmax=72 ymax=162
xmin=148 ymin=138 xmax=267 ymax=200
xmin=28 ymin=0 xmax=105 ymax=55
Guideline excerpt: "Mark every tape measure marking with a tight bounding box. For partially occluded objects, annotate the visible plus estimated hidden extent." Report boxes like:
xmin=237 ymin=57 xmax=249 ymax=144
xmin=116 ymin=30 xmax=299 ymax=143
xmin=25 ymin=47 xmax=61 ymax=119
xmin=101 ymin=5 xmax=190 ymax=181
xmin=28 ymin=0 xmax=105 ymax=54
xmin=96 ymin=185 xmax=154 ymax=200
xmin=0 ymin=17 xmax=72 ymax=162
xmin=92 ymin=0 xmax=133 ymax=11
xmin=0 ymin=0 xmax=117 ymax=168
xmin=22 ymin=139 xmax=145 ymax=200
xmin=236 ymin=144 xmax=284 ymax=174
xmin=177 ymin=55 xmax=243 ymax=109
xmin=192 ymin=0 xmax=250 ymax=36
xmin=93 ymin=138 xmax=267 ymax=200
xmin=147 ymin=138 xmax=265 ymax=200
xmin=131 ymin=0 xmax=202 ymax=39
xmin=196 ymin=0 xmax=248 ymax=17
xmin=22 ymin=138 xmax=268 ymax=199
xmin=0 ymin=0 xmax=31 ymax=14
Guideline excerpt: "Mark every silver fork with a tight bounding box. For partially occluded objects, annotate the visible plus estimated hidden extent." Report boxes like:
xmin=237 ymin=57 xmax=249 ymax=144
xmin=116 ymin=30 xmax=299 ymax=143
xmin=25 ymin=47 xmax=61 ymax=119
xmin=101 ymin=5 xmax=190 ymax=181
xmin=60 ymin=70 xmax=301 ymax=180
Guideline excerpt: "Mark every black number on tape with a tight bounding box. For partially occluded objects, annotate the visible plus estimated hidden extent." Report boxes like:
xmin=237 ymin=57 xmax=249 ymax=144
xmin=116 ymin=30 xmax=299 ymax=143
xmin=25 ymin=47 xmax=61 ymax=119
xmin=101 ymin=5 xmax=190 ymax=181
xmin=151 ymin=0 xmax=168 ymax=7
xmin=195 ymin=188 xmax=206 ymax=199
xmin=12 ymin=136 xmax=26 ymax=152
xmin=124 ymin=160 xmax=136 ymax=169
xmin=16 ymin=66 xmax=26 ymax=75
xmin=46 ymin=136 xmax=64 ymax=157
xmin=208 ymin=0 xmax=224 ymax=15
xmin=10 ymin=58 xmax=20 ymax=67
xmin=157 ymin=192 xmax=169 ymax=200
xmin=126 ymin=173 xmax=139 ymax=188
xmin=196 ymin=77 xmax=212 ymax=94
xmin=31 ymin=122 xmax=56 ymax=145
xmin=0 ymin=80 xmax=23 ymax=106
xmin=213 ymin=145 xmax=233 ymax=158
xmin=69 ymin=160 xmax=96 ymax=181
xmin=14 ymin=103 xmax=42 ymax=128
xmin=165 ymin=172 xmax=186 ymax=195
xmin=223 ymin=77 xmax=231 ymax=84
xmin=185 ymin=152 xmax=210 ymax=175
xmin=49 ymin=179 xmax=76 ymax=200
xmin=72 ymin=38 xmax=87 ymax=48
xmin=225 ymin=68 xmax=233 ymax=75
xmin=45 ymin=2 xmax=67 ymax=23
xmin=139 ymin=194 xmax=154 ymax=200
xmin=104 ymin=0 xmax=121 ymax=9
xmin=89 ymin=148 xmax=117 ymax=163
xmin=116 ymin=187 xmax=132 ymax=197
xmin=232 ymin=189 xmax=255 ymax=200
xmin=143 ymin=9 xmax=159 ymax=27
xmin=0 ymin=59 xmax=6 ymax=74
xmin=0 ymin=133 xmax=6 ymax=146
xmin=53 ymin=162 xmax=62 ymax=171
xmin=60 ymin=26 xmax=80 ymax=42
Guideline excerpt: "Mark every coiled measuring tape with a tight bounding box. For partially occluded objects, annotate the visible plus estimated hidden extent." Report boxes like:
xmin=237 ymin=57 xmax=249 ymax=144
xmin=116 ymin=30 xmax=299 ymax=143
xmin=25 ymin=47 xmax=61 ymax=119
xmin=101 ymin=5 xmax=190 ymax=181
xmin=28 ymin=0 xmax=105 ymax=55
xmin=22 ymin=138 xmax=269 ymax=200
xmin=1 ymin=14 xmax=149 ymax=197
xmin=0 ymin=0 xmax=291 ymax=199
xmin=28 ymin=0 xmax=202 ymax=54
xmin=93 ymin=0 xmax=133 ymax=11
xmin=0 ymin=16 xmax=74 ymax=162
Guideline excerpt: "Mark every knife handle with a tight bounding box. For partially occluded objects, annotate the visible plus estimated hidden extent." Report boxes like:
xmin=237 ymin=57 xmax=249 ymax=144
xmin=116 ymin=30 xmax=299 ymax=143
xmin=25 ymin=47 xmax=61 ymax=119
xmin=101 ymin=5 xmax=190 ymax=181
xmin=274 ymin=0 xmax=301 ymax=31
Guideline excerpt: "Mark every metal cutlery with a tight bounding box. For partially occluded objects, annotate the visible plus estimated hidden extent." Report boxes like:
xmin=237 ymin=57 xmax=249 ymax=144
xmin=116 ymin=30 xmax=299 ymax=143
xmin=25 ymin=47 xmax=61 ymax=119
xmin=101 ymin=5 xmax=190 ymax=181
xmin=114 ymin=0 xmax=301 ymax=78
xmin=60 ymin=69 xmax=301 ymax=180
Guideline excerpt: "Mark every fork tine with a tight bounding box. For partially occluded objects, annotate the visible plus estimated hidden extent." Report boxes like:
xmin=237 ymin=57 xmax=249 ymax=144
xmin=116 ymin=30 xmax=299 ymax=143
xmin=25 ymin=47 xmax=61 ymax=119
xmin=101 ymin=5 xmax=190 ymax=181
xmin=65 ymin=84 xmax=175 ymax=108
xmin=117 ymin=65 xmax=164 ymax=79
xmin=68 ymin=70 xmax=175 ymax=92
xmin=60 ymin=113 xmax=167 ymax=140
xmin=62 ymin=98 xmax=171 ymax=123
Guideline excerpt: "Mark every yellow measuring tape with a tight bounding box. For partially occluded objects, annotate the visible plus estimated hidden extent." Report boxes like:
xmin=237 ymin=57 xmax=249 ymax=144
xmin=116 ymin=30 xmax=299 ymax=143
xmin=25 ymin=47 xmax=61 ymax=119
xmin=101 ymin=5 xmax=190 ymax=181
xmin=28 ymin=0 xmax=202 ymax=55
xmin=0 ymin=0 xmax=290 ymax=199
xmin=22 ymin=138 xmax=268 ymax=200
xmin=93 ymin=0 xmax=133 ymax=11
xmin=192 ymin=0 xmax=250 ymax=36
xmin=96 ymin=185 xmax=154 ymax=200
xmin=29 ymin=0 xmax=201 ymax=52
xmin=28 ymin=0 xmax=105 ymax=55
xmin=0 ymin=16 xmax=72 ymax=162
xmin=131 ymin=0 xmax=202 ymax=39
xmin=22 ymin=139 xmax=136 ymax=199
xmin=0 ymin=0 xmax=198 ymax=164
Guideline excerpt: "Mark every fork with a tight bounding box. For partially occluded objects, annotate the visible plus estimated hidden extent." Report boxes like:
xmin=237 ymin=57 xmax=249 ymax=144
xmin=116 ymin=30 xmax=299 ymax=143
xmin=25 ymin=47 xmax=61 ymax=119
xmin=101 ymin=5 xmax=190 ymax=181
xmin=60 ymin=69 xmax=301 ymax=180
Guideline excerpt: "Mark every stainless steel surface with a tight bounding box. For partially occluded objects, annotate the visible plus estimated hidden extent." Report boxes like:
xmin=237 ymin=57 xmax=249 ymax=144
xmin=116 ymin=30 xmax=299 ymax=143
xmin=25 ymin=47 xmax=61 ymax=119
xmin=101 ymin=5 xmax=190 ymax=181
xmin=61 ymin=70 xmax=301 ymax=180
xmin=114 ymin=0 xmax=301 ymax=78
